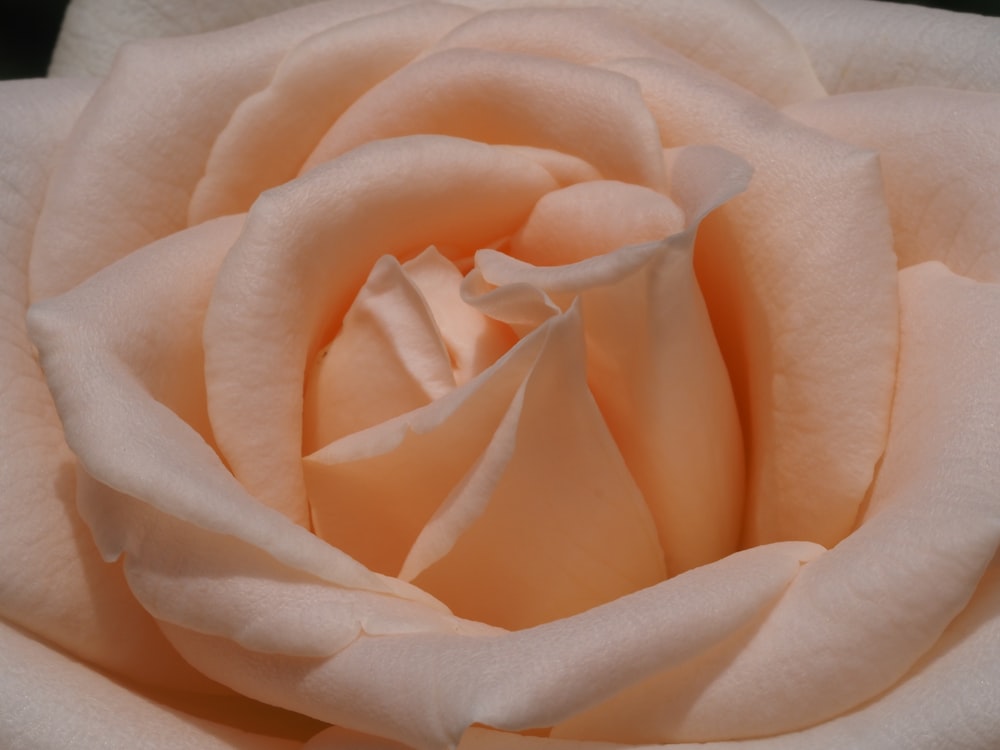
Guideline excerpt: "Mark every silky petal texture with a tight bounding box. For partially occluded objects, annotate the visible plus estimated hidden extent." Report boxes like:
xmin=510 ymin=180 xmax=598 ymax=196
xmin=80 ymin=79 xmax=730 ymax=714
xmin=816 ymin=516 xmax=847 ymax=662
xmin=408 ymin=307 xmax=665 ymax=629
xmin=192 ymin=2 xmax=475 ymax=223
xmin=757 ymin=0 xmax=1000 ymax=95
xmin=785 ymin=86 xmax=1000 ymax=282
xmin=459 ymin=0 xmax=823 ymax=106
xmin=304 ymin=316 xmax=555 ymax=583
xmin=26 ymin=214 xmax=437 ymax=609
xmin=0 ymin=621 xmax=304 ymax=750
xmin=204 ymin=136 xmax=558 ymax=524
xmin=153 ymin=543 xmax=820 ymax=750
xmin=306 ymin=48 xmax=667 ymax=192
xmin=30 ymin=0 xmax=414 ymax=303
xmin=302 ymin=254 xmax=457 ymax=454
xmin=598 ymin=53 xmax=898 ymax=549
xmin=465 ymin=146 xmax=751 ymax=574
xmin=549 ymin=262 xmax=1000 ymax=743
xmin=0 ymin=78 xmax=219 ymax=694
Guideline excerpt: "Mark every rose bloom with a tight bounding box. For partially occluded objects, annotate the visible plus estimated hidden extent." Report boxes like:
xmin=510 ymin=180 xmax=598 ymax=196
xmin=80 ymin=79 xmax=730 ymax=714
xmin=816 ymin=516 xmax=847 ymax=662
xmin=2 ymin=0 xmax=999 ymax=748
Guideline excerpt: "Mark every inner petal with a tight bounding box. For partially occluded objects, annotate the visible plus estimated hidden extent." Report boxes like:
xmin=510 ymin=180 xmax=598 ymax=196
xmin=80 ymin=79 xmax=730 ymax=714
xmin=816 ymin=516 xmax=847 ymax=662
xmin=409 ymin=307 xmax=667 ymax=630
xmin=302 ymin=253 xmax=456 ymax=455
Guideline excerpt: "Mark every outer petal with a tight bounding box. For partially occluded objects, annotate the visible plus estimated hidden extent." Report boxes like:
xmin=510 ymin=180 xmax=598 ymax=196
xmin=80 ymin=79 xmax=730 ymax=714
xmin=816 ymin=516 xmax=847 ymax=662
xmin=757 ymin=0 xmax=1000 ymax=94
xmin=0 ymin=621 xmax=302 ymax=750
xmin=0 ymin=78 xmax=213 ymax=692
xmin=31 ymin=0 xmax=414 ymax=302
xmin=785 ymin=86 xmax=1000 ymax=282
xmin=550 ymin=263 xmax=1000 ymax=743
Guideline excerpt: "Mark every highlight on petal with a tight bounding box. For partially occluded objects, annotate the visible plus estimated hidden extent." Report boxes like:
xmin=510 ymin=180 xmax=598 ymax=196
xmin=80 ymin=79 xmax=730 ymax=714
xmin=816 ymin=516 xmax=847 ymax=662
xmin=304 ymin=47 xmax=667 ymax=191
xmin=0 ymin=621 xmax=302 ymax=750
xmin=550 ymin=263 xmax=1000 ymax=743
xmin=601 ymin=53 xmax=898 ymax=550
xmin=0 ymin=77 xmax=215 ymax=693
xmin=757 ymin=0 xmax=1000 ymax=95
xmin=191 ymin=2 xmax=475 ymax=222
xmin=786 ymin=86 xmax=1000 ymax=282
xmin=154 ymin=543 xmax=820 ymax=750
xmin=204 ymin=135 xmax=558 ymax=525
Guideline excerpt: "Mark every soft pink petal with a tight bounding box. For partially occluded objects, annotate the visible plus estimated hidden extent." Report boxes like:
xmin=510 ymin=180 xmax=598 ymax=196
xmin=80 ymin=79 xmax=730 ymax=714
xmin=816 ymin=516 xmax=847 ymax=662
xmin=466 ymin=146 xmax=750 ymax=575
xmin=304 ymin=48 xmax=667 ymax=191
xmin=302 ymin=254 xmax=456 ymax=454
xmin=785 ymin=86 xmax=1000 ymax=282
xmin=154 ymin=543 xmax=820 ymax=749
xmin=0 ymin=78 xmax=213 ymax=692
xmin=459 ymin=0 xmax=823 ymax=105
xmin=408 ymin=306 xmax=666 ymax=629
xmin=204 ymin=136 xmax=557 ymax=524
xmin=0 ymin=621 xmax=303 ymax=750
xmin=550 ymin=262 xmax=1000 ymax=743
xmin=600 ymin=53 xmax=898 ymax=550
xmin=303 ymin=314 xmax=549 ymax=581
xmin=757 ymin=0 xmax=1000 ymax=95
xmin=31 ymin=1 xmax=408 ymax=302
xmin=191 ymin=2 xmax=474 ymax=223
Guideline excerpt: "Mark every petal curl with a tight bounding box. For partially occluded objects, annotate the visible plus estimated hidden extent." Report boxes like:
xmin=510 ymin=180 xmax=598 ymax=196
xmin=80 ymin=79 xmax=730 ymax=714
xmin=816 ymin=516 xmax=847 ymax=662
xmin=601 ymin=53 xmax=898 ymax=549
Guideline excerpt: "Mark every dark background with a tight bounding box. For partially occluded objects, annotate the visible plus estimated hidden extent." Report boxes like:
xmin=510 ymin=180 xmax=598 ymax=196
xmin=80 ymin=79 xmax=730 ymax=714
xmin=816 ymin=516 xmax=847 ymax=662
xmin=1 ymin=0 xmax=998 ymax=80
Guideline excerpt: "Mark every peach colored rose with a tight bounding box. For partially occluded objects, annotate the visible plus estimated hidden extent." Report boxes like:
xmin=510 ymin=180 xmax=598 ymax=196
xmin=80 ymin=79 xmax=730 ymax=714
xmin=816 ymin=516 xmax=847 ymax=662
xmin=2 ymin=1 xmax=999 ymax=748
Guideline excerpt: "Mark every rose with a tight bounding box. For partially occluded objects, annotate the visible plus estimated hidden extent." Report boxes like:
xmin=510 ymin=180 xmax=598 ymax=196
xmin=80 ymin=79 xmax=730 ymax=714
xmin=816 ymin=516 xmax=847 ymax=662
xmin=2 ymin=0 xmax=999 ymax=748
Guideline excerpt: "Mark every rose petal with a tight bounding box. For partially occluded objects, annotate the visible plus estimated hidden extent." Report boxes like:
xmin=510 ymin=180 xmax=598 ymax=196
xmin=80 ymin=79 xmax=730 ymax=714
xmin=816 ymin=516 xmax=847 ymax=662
xmin=407 ymin=306 xmax=666 ymax=629
xmin=0 ymin=621 xmax=302 ymax=750
xmin=785 ymin=86 xmax=1000 ymax=282
xmin=550 ymin=262 xmax=1000 ymax=743
xmin=600 ymin=53 xmax=898 ymax=549
xmin=304 ymin=311 xmax=547 ymax=580
xmin=204 ymin=136 xmax=558 ymax=524
xmin=465 ymin=146 xmax=751 ymax=575
xmin=0 ymin=78 xmax=213 ymax=692
xmin=154 ymin=542 xmax=820 ymax=749
xmin=757 ymin=0 xmax=1000 ymax=95
xmin=191 ymin=2 xmax=475 ymax=223
xmin=459 ymin=0 xmax=824 ymax=105
xmin=32 ymin=0 xmax=409 ymax=302
xmin=304 ymin=47 xmax=667 ymax=191
xmin=302 ymin=253 xmax=457 ymax=454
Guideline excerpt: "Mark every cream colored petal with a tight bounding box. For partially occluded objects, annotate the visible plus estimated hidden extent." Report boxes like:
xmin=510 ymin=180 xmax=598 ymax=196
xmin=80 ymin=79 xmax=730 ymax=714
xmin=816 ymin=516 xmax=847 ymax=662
xmin=408 ymin=306 xmax=666 ymax=629
xmin=304 ymin=318 xmax=550 ymax=580
xmin=302 ymin=254 xmax=456 ymax=454
xmin=154 ymin=542 xmax=820 ymax=750
xmin=32 ymin=1 xmax=407 ymax=302
xmin=465 ymin=146 xmax=749 ymax=575
xmin=0 ymin=621 xmax=302 ymax=750
xmin=191 ymin=2 xmax=474 ymax=223
xmin=0 ymin=78 xmax=214 ymax=692
xmin=204 ymin=136 xmax=557 ymax=525
xmin=458 ymin=0 xmax=823 ymax=105
xmin=49 ymin=0 xmax=406 ymax=76
xmin=603 ymin=54 xmax=898 ymax=550
xmin=786 ymin=86 xmax=1000 ymax=282
xmin=551 ymin=263 xmax=1000 ymax=743
xmin=27 ymin=218 xmax=424 ymax=606
xmin=304 ymin=48 xmax=667 ymax=191
xmin=402 ymin=247 xmax=514 ymax=386
xmin=757 ymin=0 xmax=1000 ymax=95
